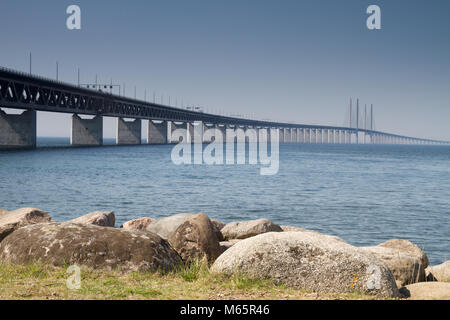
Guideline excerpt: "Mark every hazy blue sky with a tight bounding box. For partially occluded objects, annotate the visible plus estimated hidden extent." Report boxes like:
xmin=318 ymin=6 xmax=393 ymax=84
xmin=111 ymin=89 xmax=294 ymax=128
xmin=0 ymin=0 xmax=449 ymax=139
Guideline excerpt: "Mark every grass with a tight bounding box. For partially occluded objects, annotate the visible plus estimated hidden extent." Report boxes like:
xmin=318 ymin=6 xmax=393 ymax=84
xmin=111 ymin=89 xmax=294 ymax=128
xmin=0 ymin=260 xmax=379 ymax=300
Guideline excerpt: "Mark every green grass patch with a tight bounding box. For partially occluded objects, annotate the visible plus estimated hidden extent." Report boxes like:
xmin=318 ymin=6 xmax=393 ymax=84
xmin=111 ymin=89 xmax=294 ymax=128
xmin=0 ymin=262 xmax=381 ymax=300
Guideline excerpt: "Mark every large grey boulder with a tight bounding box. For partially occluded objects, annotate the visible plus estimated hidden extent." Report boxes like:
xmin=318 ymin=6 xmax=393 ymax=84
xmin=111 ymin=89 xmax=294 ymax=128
xmin=426 ymin=261 xmax=450 ymax=282
xmin=361 ymin=239 xmax=428 ymax=286
xmin=400 ymin=282 xmax=450 ymax=300
xmin=146 ymin=213 xmax=195 ymax=240
xmin=211 ymin=219 xmax=225 ymax=241
xmin=69 ymin=211 xmax=115 ymax=227
xmin=211 ymin=219 xmax=225 ymax=231
xmin=0 ymin=222 xmax=182 ymax=272
xmin=0 ymin=207 xmax=53 ymax=243
xmin=281 ymin=225 xmax=346 ymax=243
xmin=169 ymin=213 xmax=221 ymax=263
xmin=221 ymin=218 xmax=283 ymax=240
xmin=121 ymin=217 xmax=155 ymax=231
xmin=220 ymin=239 xmax=242 ymax=253
xmin=212 ymin=231 xmax=400 ymax=298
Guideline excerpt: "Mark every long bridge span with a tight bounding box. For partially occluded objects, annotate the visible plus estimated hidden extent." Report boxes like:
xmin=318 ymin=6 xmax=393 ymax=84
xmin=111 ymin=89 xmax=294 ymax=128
xmin=0 ymin=67 xmax=448 ymax=149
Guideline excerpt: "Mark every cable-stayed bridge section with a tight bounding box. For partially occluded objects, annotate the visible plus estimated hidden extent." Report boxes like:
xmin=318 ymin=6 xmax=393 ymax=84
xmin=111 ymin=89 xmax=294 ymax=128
xmin=0 ymin=67 xmax=448 ymax=149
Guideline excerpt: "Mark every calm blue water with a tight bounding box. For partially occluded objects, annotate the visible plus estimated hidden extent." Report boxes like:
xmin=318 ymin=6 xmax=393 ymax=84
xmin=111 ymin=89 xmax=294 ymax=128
xmin=0 ymin=137 xmax=449 ymax=265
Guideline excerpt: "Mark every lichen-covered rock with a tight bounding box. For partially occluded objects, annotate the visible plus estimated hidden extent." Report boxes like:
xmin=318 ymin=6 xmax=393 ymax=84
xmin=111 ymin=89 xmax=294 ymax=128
xmin=426 ymin=261 xmax=450 ymax=282
xmin=361 ymin=239 xmax=428 ymax=286
xmin=0 ymin=222 xmax=182 ymax=272
xmin=281 ymin=225 xmax=346 ymax=243
xmin=68 ymin=211 xmax=115 ymax=227
xmin=211 ymin=219 xmax=225 ymax=241
xmin=169 ymin=213 xmax=221 ymax=263
xmin=0 ymin=207 xmax=53 ymax=243
xmin=212 ymin=231 xmax=400 ymax=298
xmin=211 ymin=219 xmax=225 ymax=231
xmin=146 ymin=213 xmax=195 ymax=240
xmin=221 ymin=219 xmax=283 ymax=240
xmin=281 ymin=225 xmax=311 ymax=232
xmin=121 ymin=217 xmax=155 ymax=231
xmin=220 ymin=239 xmax=242 ymax=253
xmin=400 ymin=282 xmax=450 ymax=300
xmin=379 ymin=239 xmax=429 ymax=268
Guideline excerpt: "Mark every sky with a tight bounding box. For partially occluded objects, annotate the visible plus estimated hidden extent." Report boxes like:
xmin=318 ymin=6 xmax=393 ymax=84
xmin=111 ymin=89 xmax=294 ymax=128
xmin=0 ymin=0 xmax=449 ymax=140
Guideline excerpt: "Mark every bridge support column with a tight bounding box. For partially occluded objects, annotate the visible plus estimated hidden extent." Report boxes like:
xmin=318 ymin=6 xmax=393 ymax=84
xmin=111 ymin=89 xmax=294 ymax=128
xmin=345 ymin=131 xmax=350 ymax=144
xmin=170 ymin=122 xmax=188 ymax=144
xmin=116 ymin=118 xmax=141 ymax=145
xmin=284 ymin=128 xmax=291 ymax=143
xmin=70 ymin=114 xmax=102 ymax=146
xmin=252 ymin=127 xmax=259 ymax=143
xmin=312 ymin=129 xmax=318 ymax=143
xmin=323 ymin=129 xmax=329 ymax=144
xmin=279 ymin=128 xmax=285 ymax=143
xmin=291 ymin=128 xmax=297 ymax=143
xmin=297 ymin=128 xmax=304 ymax=143
xmin=147 ymin=120 xmax=168 ymax=144
xmin=256 ymin=128 xmax=267 ymax=143
xmin=0 ymin=109 xmax=36 ymax=149
xmin=202 ymin=123 xmax=212 ymax=143
xmin=213 ymin=124 xmax=226 ymax=143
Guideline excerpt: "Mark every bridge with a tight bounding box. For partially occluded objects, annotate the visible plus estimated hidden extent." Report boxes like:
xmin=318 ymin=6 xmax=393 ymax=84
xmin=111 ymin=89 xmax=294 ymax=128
xmin=0 ymin=67 xmax=448 ymax=149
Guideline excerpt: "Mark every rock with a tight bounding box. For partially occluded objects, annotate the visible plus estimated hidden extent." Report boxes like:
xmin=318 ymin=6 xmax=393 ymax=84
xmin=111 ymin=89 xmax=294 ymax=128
xmin=169 ymin=213 xmax=222 ymax=263
xmin=281 ymin=225 xmax=311 ymax=232
xmin=400 ymin=282 xmax=450 ymax=300
xmin=212 ymin=231 xmax=400 ymax=298
xmin=0 ymin=209 xmax=8 ymax=215
xmin=121 ymin=217 xmax=155 ymax=231
xmin=69 ymin=211 xmax=115 ymax=227
xmin=0 ymin=207 xmax=53 ymax=243
xmin=220 ymin=239 xmax=242 ymax=253
xmin=426 ymin=261 xmax=450 ymax=282
xmin=211 ymin=219 xmax=225 ymax=241
xmin=361 ymin=239 xmax=428 ymax=286
xmin=146 ymin=213 xmax=195 ymax=240
xmin=379 ymin=239 xmax=429 ymax=268
xmin=0 ymin=222 xmax=182 ymax=272
xmin=281 ymin=225 xmax=346 ymax=243
xmin=211 ymin=219 xmax=225 ymax=231
xmin=221 ymin=218 xmax=283 ymax=240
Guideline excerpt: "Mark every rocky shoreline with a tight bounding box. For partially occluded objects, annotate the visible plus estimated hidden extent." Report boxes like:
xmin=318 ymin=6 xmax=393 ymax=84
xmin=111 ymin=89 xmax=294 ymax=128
xmin=0 ymin=208 xmax=449 ymax=299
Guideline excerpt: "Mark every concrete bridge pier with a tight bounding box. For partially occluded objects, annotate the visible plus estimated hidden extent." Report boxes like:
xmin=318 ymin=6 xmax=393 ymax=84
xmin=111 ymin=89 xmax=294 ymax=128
xmin=323 ymin=129 xmax=329 ymax=144
xmin=147 ymin=120 xmax=168 ymax=144
xmin=345 ymin=131 xmax=351 ymax=144
xmin=257 ymin=127 xmax=267 ymax=143
xmin=202 ymin=123 xmax=213 ymax=142
xmin=279 ymin=128 xmax=285 ymax=143
xmin=297 ymin=128 xmax=304 ymax=143
xmin=0 ymin=108 xmax=36 ymax=149
xmin=70 ymin=114 xmax=103 ymax=146
xmin=170 ymin=121 xmax=188 ymax=144
xmin=186 ymin=121 xmax=202 ymax=144
xmin=304 ymin=128 xmax=310 ymax=143
xmin=283 ymin=128 xmax=291 ymax=143
xmin=246 ymin=126 xmax=258 ymax=144
xmin=214 ymin=124 xmax=226 ymax=143
xmin=312 ymin=129 xmax=318 ymax=144
xmin=116 ymin=118 xmax=141 ymax=145
xmin=291 ymin=128 xmax=297 ymax=143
